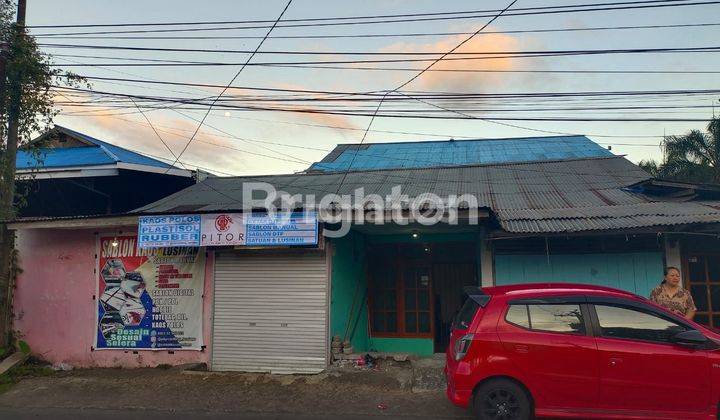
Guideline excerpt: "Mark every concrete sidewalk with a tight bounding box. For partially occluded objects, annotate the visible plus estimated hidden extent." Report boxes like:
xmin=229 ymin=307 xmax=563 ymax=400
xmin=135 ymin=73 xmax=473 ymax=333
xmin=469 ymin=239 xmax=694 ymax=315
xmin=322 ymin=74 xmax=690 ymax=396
xmin=0 ymin=367 xmax=471 ymax=419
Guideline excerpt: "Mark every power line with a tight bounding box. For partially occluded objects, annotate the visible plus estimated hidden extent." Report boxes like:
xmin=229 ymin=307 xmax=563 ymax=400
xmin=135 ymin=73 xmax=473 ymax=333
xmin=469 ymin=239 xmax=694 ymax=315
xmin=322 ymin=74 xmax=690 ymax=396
xmin=334 ymin=0 xmax=518 ymax=193
xmin=25 ymin=0 xmax=698 ymax=29
xmin=171 ymin=109 xmax=314 ymax=164
xmin=45 ymin=47 xmax=720 ymax=68
xmin=51 ymin=84 xmax=720 ymax=104
xmin=69 ymin=74 xmax=382 ymax=96
xmin=61 ymin=112 xmax=668 ymax=148
xmin=55 ymin=101 xmax=717 ymax=113
xmin=54 ymin=108 xmax=660 ymax=185
xmin=241 ymin=64 xmax=720 ymax=74
xmin=166 ymin=0 xmax=294 ymax=173
xmin=28 ymin=0 xmax=720 ymax=36
xmin=60 ymin=61 xmax=720 ymax=75
xmin=37 ymin=43 xmax=720 ymax=56
xmin=63 ymin=111 xmax=659 ymax=187
xmin=125 ymin=98 xmax=190 ymax=169
xmin=54 ymin=107 xmax=677 ymax=139
xmin=53 ymin=50 xmax=673 ymax=150
xmin=29 ymin=22 xmax=720 ymax=40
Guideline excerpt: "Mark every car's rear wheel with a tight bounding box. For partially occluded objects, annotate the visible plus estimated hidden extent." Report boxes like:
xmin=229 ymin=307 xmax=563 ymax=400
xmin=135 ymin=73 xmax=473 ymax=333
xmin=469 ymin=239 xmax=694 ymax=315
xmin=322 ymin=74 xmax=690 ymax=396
xmin=473 ymin=378 xmax=532 ymax=420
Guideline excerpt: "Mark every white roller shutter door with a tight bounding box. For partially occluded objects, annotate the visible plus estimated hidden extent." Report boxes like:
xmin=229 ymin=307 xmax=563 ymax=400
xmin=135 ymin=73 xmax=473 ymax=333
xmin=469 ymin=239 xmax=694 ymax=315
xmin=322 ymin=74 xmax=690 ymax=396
xmin=211 ymin=251 xmax=328 ymax=374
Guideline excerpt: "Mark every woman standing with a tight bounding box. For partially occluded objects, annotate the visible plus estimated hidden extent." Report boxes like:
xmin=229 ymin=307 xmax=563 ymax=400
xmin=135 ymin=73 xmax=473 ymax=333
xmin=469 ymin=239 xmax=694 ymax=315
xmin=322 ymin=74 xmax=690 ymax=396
xmin=649 ymin=266 xmax=696 ymax=320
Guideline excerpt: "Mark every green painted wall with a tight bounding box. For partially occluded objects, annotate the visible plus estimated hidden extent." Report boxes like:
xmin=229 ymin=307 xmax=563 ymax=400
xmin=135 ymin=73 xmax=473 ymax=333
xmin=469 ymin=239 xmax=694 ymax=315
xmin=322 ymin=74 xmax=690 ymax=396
xmin=331 ymin=231 xmax=480 ymax=356
xmin=330 ymin=231 xmax=370 ymax=351
xmin=369 ymin=337 xmax=435 ymax=356
xmin=495 ymin=252 xmax=664 ymax=298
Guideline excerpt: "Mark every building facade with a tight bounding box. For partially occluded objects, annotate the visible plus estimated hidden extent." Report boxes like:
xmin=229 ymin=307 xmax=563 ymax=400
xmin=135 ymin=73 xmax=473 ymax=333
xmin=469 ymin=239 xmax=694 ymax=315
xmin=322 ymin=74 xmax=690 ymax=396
xmin=8 ymin=135 xmax=720 ymax=372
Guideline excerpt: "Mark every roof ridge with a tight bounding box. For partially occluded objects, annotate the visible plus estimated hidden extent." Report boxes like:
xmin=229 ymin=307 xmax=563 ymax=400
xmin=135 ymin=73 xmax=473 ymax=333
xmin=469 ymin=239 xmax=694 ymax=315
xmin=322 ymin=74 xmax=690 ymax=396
xmin=208 ymin=155 xmax=629 ymax=180
xmin=96 ymin=144 xmax=121 ymax=163
xmin=54 ymin=125 xmax=177 ymax=168
xmin=331 ymin=134 xmax=588 ymax=147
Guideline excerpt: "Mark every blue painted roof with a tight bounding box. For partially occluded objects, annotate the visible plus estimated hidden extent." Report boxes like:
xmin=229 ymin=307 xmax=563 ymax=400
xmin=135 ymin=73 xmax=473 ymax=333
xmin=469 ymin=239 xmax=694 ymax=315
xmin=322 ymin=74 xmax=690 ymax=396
xmin=309 ymin=135 xmax=614 ymax=172
xmin=17 ymin=126 xmax=176 ymax=170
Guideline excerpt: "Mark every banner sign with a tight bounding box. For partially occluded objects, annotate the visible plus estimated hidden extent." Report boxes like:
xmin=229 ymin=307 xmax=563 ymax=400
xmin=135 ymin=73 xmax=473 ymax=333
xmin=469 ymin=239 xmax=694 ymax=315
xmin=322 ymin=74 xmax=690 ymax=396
xmin=139 ymin=212 xmax=317 ymax=249
xmin=138 ymin=215 xmax=201 ymax=248
xmin=96 ymin=235 xmax=205 ymax=350
xmin=245 ymin=213 xmax=318 ymax=246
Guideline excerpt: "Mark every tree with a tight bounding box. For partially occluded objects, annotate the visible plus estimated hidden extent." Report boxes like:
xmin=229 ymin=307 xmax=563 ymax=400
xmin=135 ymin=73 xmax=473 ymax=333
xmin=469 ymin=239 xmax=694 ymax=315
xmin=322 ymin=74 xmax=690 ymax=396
xmin=0 ymin=0 xmax=86 ymax=346
xmin=638 ymin=159 xmax=660 ymax=178
xmin=638 ymin=116 xmax=720 ymax=184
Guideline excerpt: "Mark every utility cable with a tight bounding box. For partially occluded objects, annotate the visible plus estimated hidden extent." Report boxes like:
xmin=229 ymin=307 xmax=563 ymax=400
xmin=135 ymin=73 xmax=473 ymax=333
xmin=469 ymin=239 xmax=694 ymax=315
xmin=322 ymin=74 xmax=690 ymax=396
xmin=165 ymin=0 xmax=294 ymax=173
xmin=335 ymin=0 xmax=519 ymax=193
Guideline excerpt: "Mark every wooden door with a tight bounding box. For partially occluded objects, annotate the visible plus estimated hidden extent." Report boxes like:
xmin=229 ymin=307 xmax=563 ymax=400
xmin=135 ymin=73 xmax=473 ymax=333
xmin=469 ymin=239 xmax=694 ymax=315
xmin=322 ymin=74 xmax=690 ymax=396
xmin=684 ymin=253 xmax=720 ymax=328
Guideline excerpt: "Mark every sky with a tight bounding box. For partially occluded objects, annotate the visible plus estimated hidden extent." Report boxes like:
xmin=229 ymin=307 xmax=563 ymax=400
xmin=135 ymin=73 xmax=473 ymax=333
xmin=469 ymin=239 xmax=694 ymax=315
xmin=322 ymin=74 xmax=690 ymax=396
xmin=23 ymin=0 xmax=720 ymax=176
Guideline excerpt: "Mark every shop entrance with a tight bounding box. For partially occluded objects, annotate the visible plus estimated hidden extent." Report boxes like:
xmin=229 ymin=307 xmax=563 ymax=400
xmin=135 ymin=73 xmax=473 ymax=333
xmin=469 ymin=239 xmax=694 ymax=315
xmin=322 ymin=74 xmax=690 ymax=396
xmin=367 ymin=241 xmax=478 ymax=354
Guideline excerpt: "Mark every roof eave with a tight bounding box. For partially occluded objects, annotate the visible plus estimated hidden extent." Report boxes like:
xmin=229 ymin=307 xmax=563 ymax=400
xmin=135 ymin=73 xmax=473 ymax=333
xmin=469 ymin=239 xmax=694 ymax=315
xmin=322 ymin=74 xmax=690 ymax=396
xmin=15 ymin=162 xmax=193 ymax=178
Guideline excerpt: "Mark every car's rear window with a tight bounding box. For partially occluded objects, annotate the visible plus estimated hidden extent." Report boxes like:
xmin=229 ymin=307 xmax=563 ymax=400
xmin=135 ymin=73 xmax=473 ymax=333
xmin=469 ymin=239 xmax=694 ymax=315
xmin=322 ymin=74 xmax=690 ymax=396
xmin=454 ymin=298 xmax=480 ymax=330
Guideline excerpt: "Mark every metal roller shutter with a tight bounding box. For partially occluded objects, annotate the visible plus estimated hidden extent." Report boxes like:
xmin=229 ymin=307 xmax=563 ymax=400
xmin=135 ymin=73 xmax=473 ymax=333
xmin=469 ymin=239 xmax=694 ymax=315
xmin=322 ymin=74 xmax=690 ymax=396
xmin=211 ymin=251 xmax=328 ymax=374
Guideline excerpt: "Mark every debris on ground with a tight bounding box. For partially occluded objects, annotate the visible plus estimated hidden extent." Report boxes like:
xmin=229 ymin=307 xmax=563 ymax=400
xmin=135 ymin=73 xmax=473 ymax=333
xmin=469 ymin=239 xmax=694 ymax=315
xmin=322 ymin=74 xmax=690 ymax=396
xmin=51 ymin=362 xmax=73 ymax=372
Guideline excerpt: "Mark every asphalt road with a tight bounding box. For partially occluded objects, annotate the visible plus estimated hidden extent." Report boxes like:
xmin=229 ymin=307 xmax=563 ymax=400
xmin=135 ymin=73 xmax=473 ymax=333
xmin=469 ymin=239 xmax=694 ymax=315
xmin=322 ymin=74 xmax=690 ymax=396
xmin=0 ymin=407 xmax=460 ymax=419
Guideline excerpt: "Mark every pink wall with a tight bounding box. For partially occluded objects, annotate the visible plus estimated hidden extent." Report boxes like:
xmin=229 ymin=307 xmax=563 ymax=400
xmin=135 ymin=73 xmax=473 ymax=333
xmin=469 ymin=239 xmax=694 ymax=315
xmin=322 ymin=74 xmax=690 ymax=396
xmin=13 ymin=227 xmax=214 ymax=368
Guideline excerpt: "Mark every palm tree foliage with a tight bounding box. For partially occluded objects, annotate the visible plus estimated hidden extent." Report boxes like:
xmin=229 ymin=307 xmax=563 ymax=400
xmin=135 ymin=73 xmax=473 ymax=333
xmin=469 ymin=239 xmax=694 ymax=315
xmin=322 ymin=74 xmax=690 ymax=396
xmin=639 ymin=117 xmax=720 ymax=184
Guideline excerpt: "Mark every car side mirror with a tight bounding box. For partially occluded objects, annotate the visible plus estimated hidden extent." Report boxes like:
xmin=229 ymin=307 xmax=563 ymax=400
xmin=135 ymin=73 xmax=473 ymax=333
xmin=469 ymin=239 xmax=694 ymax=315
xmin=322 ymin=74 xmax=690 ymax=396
xmin=671 ymin=330 xmax=708 ymax=347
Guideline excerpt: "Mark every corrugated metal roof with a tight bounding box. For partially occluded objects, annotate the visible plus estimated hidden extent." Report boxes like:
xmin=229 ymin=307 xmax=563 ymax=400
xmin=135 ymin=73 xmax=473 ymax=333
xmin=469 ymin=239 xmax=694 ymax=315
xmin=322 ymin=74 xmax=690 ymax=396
xmin=497 ymin=201 xmax=720 ymax=233
xmin=309 ymin=135 xmax=613 ymax=172
xmin=133 ymin=155 xmax=720 ymax=233
xmin=16 ymin=146 xmax=116 ymax=169
xmin=135 ymin=155 xmax=646 ymax=211
xmin=17 ymin=126 xmax=177 ymax=170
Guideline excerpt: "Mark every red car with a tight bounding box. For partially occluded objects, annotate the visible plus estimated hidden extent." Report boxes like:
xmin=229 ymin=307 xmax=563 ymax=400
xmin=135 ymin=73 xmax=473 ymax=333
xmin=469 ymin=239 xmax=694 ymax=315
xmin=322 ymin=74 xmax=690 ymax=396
xmin=446 ymin=283 xmax=720 ymax=419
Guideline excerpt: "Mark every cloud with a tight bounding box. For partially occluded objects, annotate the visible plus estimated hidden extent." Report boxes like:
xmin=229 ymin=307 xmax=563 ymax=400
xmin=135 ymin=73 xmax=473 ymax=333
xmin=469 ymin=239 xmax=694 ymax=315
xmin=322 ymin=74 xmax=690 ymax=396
xmin=54 ymin=95 xmax=253 ymax=174
xmin=262 ymin=82 xmax=363 ymax=135
xmin=378 ymin=30 xmax=524 ymax=92
xmin=53 ymin=90 xmax=338 ymax=175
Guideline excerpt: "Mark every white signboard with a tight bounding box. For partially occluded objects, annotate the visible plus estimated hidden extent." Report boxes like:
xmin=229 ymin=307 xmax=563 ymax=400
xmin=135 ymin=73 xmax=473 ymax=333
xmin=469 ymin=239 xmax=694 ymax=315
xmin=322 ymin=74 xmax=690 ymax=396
xmin=200 ymin=213 xmax=247 ymax=246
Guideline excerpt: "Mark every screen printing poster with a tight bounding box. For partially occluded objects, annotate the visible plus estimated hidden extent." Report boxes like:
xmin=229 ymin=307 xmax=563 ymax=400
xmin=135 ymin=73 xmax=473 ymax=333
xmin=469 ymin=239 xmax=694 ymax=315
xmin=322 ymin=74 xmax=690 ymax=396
xmin=95 ymin=235 xmax=205 ymax=350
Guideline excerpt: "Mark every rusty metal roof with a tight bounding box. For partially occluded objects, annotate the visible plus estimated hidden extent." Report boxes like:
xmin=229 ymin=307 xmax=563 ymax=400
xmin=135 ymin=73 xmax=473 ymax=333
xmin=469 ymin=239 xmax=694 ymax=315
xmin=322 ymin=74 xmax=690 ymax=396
xmin=497 ymin=201 xmax=720 ymax=233
xmin=135 ymin=156 xmax=650 ymax=214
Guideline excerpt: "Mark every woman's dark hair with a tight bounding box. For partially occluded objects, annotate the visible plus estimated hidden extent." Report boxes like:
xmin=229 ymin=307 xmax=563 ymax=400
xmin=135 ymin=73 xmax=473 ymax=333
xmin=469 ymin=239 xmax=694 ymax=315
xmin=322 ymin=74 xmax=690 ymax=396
xmin=662 ymin=266 xmax=680 ymax=284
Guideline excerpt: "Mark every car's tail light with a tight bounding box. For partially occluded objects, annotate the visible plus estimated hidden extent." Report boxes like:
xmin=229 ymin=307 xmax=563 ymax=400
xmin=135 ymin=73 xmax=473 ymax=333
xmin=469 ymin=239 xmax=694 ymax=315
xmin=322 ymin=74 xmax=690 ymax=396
xmin=454 ymin=333 xmax=474 ymax=361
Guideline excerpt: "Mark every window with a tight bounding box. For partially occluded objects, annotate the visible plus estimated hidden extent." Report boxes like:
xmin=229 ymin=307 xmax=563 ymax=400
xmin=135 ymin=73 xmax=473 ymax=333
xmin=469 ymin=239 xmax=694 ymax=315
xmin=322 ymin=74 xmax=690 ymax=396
xmin=454 ymin=298 xmax=480 ymax=330
xmin=595 ymin=305 xmax=688 ymax=343
xmin=369 ymin=250 xmax=397 ymax=334
xmin=505 ymin=304 xmax=530 ymax=328
xmin=529 ymin=304 xmax=585 ymax=334
xmin=404 ymin=267 xmax=431 ymax=334
xmin=686 ymin=253 xmax=720 ymax=329
xmin=505 ymin=304 xmax=585 ymax=334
